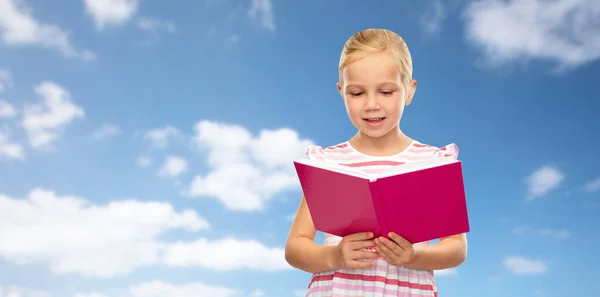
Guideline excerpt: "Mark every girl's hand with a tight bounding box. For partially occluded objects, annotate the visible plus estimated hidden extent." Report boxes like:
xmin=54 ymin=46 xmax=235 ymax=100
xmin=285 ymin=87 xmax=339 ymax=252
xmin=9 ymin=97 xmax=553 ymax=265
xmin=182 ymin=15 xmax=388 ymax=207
xmin=333 ymin=232 xmax=379 ymax=270
xmin=374 ymin=232 xmax=416 ymax=266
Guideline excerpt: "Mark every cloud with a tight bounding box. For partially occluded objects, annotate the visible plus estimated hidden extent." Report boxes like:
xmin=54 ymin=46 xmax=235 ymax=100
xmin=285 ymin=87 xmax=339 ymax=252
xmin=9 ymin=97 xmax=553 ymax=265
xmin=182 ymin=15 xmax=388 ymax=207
xmin=144 ymin=125 xmax=180 ymax=149
xmin=513 ymin=226 xmax=570 ymax=239
xmin=159 ymin=155 xmax=187 ymax=178
xmin=185 ymin=120 xmax=313 ymax=211
xmin=163 ymin=237 xmax=289 ymax=271
xmin=0 ymin=0 xmax=95 ymax=60
xmin=137 ymin=155 xmax=152 ymax=167
xmin=503 ymin=256 xmax=548 ymax=275
xmin=84 ymin=0 xmax=139 ymax=30
xmin=0 ymin=285 xmax=50 ymax=297
xmin=463 ymin=0 xmax=600 ymax=71
xmin=22 ymin=81 xmax=84 ymax=147
xmin=0 ymin=188 xmax=289 ymax=278
xmin=91 ymin=123 xmax=122 ymax=139
xmin=583 ymin=177 xmax=600 ymax=193
xmin=137 ymin=17 xmax=176 ymax=34
xmin=128 ymin=281 xmax=238 ymax=297
xmin=248 ymin=0 xmax=275 ymax=31
xmin=525 ymin=165 xmax=564 ymax=200
xmin=0 ymin=100 xmax=16 ymax=118
xmin=0 ymin=68 xmax=12 ymax=92
xmin=0 ymin=125 xmax=24 ymax=160
xmin=420 ymin=0 xmax=446 ymax=36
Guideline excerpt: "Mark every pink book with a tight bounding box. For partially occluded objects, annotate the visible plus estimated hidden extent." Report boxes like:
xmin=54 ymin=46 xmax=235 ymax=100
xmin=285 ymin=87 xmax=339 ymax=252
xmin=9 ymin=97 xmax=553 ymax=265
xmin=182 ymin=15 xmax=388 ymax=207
xmin=293 ymin=156 xmax=470 ymax=243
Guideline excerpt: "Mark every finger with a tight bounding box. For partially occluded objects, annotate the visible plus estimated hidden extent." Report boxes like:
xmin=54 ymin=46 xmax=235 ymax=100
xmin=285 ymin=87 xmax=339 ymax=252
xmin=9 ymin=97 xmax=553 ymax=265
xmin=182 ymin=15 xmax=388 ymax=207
xmin=346 ymin=232 xmax=374 ymax=241
xmin=376 ymin=247 xmax=394 ymax=264
xmin=388 ymin=232 xmax=412 ymax=250
xmin=353 ymin=251 xmax=379 ymax=259
xmin=377 ymin=237 xmax=404 ymax=254
xmin=347 ymin=260 xmax=374 ymax=269
xmin=375 ymin=239 xmax=398 ymax=258
xmin=348 ymin=240 xmax=375 ymax=250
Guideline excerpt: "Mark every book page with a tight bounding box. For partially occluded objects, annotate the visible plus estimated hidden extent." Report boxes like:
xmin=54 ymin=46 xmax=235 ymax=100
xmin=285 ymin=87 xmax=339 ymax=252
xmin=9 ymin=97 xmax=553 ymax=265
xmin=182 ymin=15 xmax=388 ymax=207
xmin=375 ymin=156 xmax=458 ymax=179
xmin=293 ymin=158 xmax=372 ymax=179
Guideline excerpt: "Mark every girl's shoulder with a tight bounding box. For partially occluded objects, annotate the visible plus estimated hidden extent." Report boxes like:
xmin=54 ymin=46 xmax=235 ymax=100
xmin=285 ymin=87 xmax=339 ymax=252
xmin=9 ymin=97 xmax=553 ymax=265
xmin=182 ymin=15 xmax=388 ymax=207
xmin=411 ymin=141 xmax=460 ymax=160
xmin=304 ymin=141 xmax=353 ymax=161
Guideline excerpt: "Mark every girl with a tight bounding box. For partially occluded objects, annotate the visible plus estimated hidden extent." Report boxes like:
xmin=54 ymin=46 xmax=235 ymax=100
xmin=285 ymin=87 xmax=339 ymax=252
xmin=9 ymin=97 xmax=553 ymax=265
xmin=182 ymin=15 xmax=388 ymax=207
xmin=285 ymin=28 xmax=468 ymax=297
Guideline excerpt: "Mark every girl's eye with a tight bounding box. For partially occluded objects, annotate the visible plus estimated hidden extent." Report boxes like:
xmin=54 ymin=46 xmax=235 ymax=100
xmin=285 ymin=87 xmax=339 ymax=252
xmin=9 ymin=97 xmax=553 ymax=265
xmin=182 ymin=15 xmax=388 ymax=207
xmin=350 ymin=92 xmax=363 ymax=97
xmin=381 ymin=90 xmax=394 ymax=96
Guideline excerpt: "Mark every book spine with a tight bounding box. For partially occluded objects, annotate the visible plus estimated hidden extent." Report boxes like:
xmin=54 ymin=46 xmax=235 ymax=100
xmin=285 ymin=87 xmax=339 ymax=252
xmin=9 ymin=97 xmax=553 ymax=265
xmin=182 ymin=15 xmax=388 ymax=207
xmin=369 ymin=179 xmax=389 ymax=238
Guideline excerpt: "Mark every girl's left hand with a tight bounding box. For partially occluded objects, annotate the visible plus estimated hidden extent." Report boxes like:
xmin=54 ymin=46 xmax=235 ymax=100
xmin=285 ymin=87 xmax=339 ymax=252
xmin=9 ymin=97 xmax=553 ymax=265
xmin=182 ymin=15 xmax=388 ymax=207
xmin=374 ymin=232 xmax=416 ymax=266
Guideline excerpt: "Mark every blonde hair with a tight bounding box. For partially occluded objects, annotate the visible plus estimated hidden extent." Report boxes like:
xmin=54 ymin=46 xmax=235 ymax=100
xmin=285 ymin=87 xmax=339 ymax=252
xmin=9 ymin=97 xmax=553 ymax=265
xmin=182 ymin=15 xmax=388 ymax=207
xmin=338 ymin=28 xmax=414 ymax=89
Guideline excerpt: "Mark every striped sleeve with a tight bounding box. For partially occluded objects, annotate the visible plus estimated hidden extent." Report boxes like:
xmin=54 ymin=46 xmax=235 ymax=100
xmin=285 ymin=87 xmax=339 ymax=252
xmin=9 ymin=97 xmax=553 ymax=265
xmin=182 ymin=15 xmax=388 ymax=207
xmin=305 ymin=145 xmax=326 ymax=161
xmin=434 ymin=143 xmax=459 ymax=160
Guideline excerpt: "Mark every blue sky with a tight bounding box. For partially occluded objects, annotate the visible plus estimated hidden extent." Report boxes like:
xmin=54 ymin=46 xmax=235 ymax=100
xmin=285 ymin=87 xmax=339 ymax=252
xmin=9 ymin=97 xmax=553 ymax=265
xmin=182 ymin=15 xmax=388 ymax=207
xmin=0 ymin=0 xmax=599 ymax=296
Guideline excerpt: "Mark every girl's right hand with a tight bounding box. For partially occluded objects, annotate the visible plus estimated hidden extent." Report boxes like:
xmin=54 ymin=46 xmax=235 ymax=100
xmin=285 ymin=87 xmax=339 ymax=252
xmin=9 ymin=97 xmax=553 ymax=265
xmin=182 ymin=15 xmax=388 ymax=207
xmin=333 ymin=232 xmax=379 ymax=269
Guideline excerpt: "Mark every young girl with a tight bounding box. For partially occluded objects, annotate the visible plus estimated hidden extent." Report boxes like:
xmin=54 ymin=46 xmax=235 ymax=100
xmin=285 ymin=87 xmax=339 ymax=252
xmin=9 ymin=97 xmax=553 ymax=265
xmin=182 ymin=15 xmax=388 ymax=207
xmin=285 ymin=28 xmax=468 ymax=297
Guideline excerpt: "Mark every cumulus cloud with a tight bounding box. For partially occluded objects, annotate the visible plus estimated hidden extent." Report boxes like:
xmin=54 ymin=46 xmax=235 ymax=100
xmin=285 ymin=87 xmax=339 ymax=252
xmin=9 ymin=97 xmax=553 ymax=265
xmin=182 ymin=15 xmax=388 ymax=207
xmin=525 ymin=165 xmax=564 ymax=200
xmin=420 ymin=0 xmax=446 ymax=36
xmin=463 ymin=0 xmax=600 ymax=71
xmin=248 ymin=0 xmax=275 ymax=31
xmin=84 ymin=0 xmax=139 ymax=30
xmin=583 ymin=177 xmax=600 ymax=193
xmin=0 ymin=188 xmax=289 ymax=278
xmin=0 ymin=125 xmax=24 ymax=160
xmin=159 ymin=155 xmax=187 ymax=178
xmin=22 ymin=81 xmax=84 ymax=147
xmin=186 ymin=120 xmax=313 ymax=211
xmin=503 ymin=256 xmax=548 ymax=275
xmin=91 ymin=123 xmax=122 ymax=139
xmin=0 ymin=0 xmax=95 ymax=60
xmin=0 ymin=100 xmax=16 ymax=118
xmin=144 ymin=125 xmax=180 ymax=149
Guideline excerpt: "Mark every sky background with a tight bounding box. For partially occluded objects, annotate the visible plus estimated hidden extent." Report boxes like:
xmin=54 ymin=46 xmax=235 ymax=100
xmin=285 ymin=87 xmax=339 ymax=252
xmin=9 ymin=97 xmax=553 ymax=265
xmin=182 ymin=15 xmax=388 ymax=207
xmin=0 ymin=0 xmax=599 ymax=296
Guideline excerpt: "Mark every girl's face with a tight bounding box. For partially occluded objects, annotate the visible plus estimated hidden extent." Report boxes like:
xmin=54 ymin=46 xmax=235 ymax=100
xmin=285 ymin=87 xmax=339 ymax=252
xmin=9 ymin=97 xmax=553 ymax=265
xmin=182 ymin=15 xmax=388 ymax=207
xmin=337 ymin=52 xmax=415 ymax=139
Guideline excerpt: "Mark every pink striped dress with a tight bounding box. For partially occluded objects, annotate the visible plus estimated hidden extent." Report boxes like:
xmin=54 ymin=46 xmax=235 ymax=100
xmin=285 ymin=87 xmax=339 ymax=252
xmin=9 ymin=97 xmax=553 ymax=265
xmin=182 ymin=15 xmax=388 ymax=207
xmin=304 ymin=139 xmax=459 ymax=297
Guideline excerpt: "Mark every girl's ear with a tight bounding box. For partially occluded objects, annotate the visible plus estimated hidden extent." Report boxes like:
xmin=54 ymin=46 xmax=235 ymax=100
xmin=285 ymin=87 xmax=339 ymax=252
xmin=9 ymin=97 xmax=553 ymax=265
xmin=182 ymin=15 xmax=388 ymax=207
xmin=337 ymin=82 xmax=344 ymax=99
xmin=405 ymin=79 xmax=417 ymax=106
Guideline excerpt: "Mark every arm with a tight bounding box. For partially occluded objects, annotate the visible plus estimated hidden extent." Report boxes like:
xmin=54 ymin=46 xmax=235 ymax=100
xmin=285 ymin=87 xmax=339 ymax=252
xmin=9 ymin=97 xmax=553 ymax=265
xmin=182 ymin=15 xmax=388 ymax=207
xmin=284 ymin=195 xmax=340 ymax=274
xmin=404 ymin=233 xmax=468 ymax=270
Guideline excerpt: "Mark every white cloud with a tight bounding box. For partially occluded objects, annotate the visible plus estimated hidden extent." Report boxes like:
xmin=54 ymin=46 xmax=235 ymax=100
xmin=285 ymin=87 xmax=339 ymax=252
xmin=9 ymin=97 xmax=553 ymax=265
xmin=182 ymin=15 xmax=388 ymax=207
xmin=0 ymin=100 xmax=16 ymax=118
xmin=525 ymin=166 xmax=564 ymax=200
xmin=137 ymin=17 xmax=176 ymax=34
xmin=74 ymin=293 xmax=109 ymax=297
xmin=0 ymin=68 xmax=12 ymax=92
xmin=0 ymin=285 xmax=50 ymax=297
xmin=84 ymin=0 xmax=139 ymax=30
xmin=463 ymin=0 xmax=600 ymax=71
xmin=22 ymin=81 xmax=84 ymax=147
xmin=92 ymin=123 xmax=122 ymax=139
xmin=503 ymin=256 xmax=548 ymax=275
xmin=250 ymin=290 xmax=265 ymax=297
xmin=0 ymin=126 xmax=24 ymax=160
xmin=0 ymin=188 xmax=289 ymax=278
xmin=159 ymin=155 xmax=187 ymax=178
xmin=186 ymin=120 xmax=313 ymax=211
xmin=248 ymin=0 xmax=275 ymax=31
xmin=0 ymin=188 xmax=209 ymax=278
xmin=294 ymin=290 xmax=306 ymax=297
xmin=129 ymin=280 xmax=238 ymax=297
xmin=513 ymin=226 xmax=570 ymax=239
xmin=163 ymin=237 xmax=290 ymax=271
xmin=144 ymin=125 xmax=180 ymax=148
xmin=0 ymin=0 xmax=95 ymax=60
xmin=420 ymin=0 xmax=446 ymax=36
xmin=137 ymin=155 xmax=152 ymax=167
xmin=583 ymin=177 xmax=600 ymax=193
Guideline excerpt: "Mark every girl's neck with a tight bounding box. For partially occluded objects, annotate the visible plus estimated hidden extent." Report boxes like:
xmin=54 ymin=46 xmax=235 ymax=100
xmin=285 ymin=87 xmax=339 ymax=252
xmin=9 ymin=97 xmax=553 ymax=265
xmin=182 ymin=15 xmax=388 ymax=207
xmin=349 ymin=127 xmax=413 ymax=157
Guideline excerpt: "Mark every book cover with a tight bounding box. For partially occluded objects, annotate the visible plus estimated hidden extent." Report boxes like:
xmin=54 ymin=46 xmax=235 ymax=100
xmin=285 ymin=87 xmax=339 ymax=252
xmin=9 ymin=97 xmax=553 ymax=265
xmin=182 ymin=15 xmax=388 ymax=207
xmin=293 ymin=157 xmax=470 ymax=243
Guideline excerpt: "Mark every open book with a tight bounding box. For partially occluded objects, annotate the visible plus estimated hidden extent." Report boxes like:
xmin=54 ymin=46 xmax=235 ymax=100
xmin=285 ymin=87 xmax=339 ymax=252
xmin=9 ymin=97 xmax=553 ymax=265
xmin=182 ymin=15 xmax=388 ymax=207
xmin=293 ymin=156 xmax=470 ymax=243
